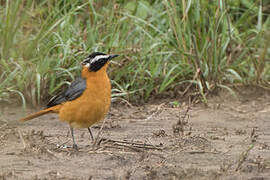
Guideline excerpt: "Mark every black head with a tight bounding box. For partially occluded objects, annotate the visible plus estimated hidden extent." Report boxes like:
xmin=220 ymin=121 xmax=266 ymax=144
xmin=81 ymin=52 xmax=119 ymax=72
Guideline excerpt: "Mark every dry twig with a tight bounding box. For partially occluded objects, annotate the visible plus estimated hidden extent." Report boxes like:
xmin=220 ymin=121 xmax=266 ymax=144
xmin=98 ymin=138 xmax=163 ymax=152
xmin=235 ymin=144 xmax=254 ymax=171
xmin=92 ymin=118 xmax=108 ymax=149
xmin=172 ymin=105 xmax=191 ymax=136
xmin=17 ymin=130 xmax=26 ymax=149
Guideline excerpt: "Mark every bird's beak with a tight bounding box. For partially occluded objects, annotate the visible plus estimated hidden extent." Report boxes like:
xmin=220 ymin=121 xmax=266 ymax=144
xmin=109 ymin=54 xmax=119 ymax=60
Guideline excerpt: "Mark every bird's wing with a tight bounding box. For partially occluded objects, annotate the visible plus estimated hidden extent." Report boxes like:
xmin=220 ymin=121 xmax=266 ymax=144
xmin=46 ymin=77 xmax=86 ymax=108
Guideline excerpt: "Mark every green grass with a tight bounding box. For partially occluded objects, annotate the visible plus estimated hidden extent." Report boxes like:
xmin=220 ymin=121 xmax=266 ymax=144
xmin=0 ymin=0 xmax=269 ymax=107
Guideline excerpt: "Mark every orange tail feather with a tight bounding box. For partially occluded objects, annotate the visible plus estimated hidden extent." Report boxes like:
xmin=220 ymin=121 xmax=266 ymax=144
xmin=20 ymin=106 xmax=61 ymax=121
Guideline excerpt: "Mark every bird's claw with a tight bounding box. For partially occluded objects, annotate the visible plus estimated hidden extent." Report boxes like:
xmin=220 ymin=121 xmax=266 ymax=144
xmin=73 ymin=144 xmax=78 ymax=150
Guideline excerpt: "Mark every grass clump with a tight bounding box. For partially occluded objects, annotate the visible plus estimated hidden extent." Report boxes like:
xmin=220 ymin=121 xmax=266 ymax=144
xmin=0 ymin=0 xmax=269 ymax=107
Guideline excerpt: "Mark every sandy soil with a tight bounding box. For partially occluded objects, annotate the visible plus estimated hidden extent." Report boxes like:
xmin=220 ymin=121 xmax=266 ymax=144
xmin=0 ymin=87 xmax=270 ymax=180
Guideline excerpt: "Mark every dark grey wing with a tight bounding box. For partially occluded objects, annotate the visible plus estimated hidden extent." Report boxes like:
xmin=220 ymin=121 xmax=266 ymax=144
xmin=46 ymin=77 xmax=86 ymax=108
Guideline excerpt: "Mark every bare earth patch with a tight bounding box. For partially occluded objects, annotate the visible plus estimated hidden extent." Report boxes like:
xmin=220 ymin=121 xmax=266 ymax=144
xmin=0 ymin=87 xmax=270 ymax=179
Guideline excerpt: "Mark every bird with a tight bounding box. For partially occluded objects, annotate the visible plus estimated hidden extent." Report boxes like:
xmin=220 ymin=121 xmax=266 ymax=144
xmin=20 ymin=52 xmax=119 ymax=149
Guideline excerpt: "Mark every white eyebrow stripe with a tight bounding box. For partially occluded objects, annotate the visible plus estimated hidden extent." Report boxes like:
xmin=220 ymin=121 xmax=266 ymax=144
xmin=91 ymin=55 xmax=110 ymax=63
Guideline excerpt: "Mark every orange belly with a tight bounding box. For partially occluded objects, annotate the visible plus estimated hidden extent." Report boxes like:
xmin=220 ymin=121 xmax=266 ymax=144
xmin=59 ymin=73 xmax=111 ymax=128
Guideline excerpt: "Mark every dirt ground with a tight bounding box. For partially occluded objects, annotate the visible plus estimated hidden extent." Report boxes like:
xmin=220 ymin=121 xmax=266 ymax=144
xmin=0 ymin=86 xmax=270 ymax=180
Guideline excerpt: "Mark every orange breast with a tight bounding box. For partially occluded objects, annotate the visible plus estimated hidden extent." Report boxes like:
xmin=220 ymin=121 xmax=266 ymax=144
xmin=58 ymin=64 xmax=111 ymax=128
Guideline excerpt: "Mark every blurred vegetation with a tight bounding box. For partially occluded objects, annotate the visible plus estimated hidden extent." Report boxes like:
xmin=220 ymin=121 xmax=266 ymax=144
xmin=0 ymin=0 xmax=269 ymax=107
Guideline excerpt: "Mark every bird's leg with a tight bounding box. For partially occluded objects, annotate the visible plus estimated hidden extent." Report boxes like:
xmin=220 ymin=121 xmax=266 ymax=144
xmin=70 ymin=127 xmax=78 ymax=150
xmin=87 ymin=127 xmax=94 ymax=141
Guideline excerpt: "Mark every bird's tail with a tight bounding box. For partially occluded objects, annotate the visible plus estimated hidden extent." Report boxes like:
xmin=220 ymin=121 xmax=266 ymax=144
xmin=20 ymin=106 xmax=61 ymax=122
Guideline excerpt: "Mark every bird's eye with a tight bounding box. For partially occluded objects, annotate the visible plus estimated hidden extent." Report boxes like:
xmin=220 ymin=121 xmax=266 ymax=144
xmin=81 ymin=60 xmax=90 ymax=67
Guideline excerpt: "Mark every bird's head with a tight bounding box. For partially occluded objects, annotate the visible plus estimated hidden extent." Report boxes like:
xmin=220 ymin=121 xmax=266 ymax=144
xmin=81 ymin=52 xmax=118 ymax=72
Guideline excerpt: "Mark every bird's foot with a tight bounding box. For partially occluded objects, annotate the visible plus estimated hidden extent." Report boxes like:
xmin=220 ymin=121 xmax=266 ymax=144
xmin=73 ymin=144 xmax=78 ymax=150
